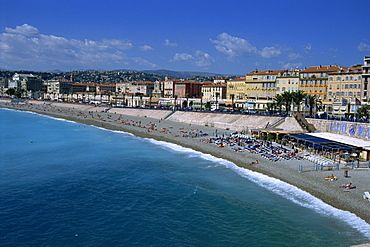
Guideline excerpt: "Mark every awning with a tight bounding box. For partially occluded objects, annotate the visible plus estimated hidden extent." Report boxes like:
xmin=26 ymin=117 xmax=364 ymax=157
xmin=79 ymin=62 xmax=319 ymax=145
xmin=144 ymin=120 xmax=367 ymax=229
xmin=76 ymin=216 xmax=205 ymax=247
xmin=287 ymin=133 xmax=360 ymax=151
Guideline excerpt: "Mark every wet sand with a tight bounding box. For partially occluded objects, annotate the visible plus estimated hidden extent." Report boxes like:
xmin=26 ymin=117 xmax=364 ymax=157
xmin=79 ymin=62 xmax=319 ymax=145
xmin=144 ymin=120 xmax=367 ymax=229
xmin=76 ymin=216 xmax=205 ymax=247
xmin=2 ymin=99 xmax=370 ymax=225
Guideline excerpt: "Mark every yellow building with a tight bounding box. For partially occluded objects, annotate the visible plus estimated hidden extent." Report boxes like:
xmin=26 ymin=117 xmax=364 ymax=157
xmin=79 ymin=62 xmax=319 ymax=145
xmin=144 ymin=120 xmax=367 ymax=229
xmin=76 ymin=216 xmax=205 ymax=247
xmin=299 ymin=65 xmax=341 ymax=99
xmin=226 ymin=77 xmax=246 ymax=100
xmin=327 ymin=66 xmax=362 ymax=115
xmin=275 ymin=69 xmax=300 ymax=95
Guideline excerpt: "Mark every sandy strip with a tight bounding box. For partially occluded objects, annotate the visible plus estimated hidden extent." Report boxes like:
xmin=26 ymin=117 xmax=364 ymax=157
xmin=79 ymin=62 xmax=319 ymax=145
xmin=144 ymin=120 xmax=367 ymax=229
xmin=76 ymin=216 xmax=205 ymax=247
xmin=2 ymin=100 xmax=370 ymax=225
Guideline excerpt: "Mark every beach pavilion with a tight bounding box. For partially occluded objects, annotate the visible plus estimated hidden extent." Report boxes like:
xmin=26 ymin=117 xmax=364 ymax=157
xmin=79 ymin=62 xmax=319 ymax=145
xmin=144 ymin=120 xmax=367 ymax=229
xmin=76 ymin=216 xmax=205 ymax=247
xmin=285 ymin=132 xmax=370 ymax=162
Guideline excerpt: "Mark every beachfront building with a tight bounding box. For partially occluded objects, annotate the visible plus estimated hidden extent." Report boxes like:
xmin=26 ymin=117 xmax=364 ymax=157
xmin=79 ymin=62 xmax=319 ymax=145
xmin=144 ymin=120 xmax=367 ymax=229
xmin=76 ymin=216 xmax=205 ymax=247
xmin=275 ymin=69 xmax=300 ymax=95
xmin=226 ymin=77 xmax=246 ymax=100
xmin=164 ymin=77 xmax=182 ymax=98
xmin=245 ymin=69 xmax=283 ymax=110
xmin=362 ymin=56 xmax=370 ymax=103
xmin=7 ymin=73 xmax=44 ymax=98
xmin=299 ymin=65 xmax=340 ymax=98
xmin=116 ymin=81 xmax=154 ymax=97
xmin=97 ymin=84 xmax=116 ymax=94
xmin=45 ymin=79 xmax=73 ymax=94
xmin=174 ymin=80 xmax=203 ymax=98
xmin=327 ymin=67 xmax=362 ymax=115
xmin=72 ymin=83 xmax=97 ymax=94
xmin=201 ymin=82 xmax=227 ymax=101
xmin=201 ymin=82 xmax=227 ymax=110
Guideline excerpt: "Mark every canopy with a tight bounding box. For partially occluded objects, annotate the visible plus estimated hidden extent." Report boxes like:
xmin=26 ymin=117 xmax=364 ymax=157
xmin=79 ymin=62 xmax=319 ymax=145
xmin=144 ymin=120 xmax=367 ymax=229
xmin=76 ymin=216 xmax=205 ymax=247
xmin=287 ymin=134 xmax=358 ymax=151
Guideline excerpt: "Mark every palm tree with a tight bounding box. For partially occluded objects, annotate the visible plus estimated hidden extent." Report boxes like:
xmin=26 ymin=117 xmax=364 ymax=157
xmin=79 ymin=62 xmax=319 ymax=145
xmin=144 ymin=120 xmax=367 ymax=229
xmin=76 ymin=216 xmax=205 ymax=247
xmin=230 ymin=94 xmax=235 ymax=111
xmin=200 ymin=92 xmax=203 ymax=111
xmin=266 ymin=102 xmax=276 ymax=112
xmin=291 ymin=90 xmax=307 ymax=112
xmin=281 ymin=91 xmax=292 ymax=113
xmin=305 ymin=94 xmax=321 ymax=116
xmin=273 ymin=94 xmax=285 ymax=112
xmin=149 ymin=94 xmax=153 ymax=108
xmin=215 ymin=92 xmax=220 ymax=110
xmin=357 ymin=104 xmax=370 ymax=118
xmin=174 ymin=95 xmax=178 ymax=110
xmin=185 ymin=93 xmax=189 ymax=109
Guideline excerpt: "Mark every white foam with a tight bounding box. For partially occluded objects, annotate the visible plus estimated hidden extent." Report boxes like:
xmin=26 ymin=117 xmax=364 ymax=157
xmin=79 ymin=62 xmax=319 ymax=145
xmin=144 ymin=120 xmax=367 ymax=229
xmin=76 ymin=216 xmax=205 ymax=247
xmin=146 ymin=138 xmax=370 ymax=239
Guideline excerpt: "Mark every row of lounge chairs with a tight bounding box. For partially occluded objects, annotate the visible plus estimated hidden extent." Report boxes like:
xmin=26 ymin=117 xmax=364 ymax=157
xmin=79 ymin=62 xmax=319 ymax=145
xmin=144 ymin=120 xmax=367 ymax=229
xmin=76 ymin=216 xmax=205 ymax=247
xmin=305 ymin=155 xmax=334 ymax=167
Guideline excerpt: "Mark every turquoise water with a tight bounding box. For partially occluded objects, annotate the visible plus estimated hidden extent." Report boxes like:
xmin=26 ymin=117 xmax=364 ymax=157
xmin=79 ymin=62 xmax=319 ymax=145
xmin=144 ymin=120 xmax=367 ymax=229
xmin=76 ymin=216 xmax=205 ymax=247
xmin=1 ymin=108 xmax=370 ymax=246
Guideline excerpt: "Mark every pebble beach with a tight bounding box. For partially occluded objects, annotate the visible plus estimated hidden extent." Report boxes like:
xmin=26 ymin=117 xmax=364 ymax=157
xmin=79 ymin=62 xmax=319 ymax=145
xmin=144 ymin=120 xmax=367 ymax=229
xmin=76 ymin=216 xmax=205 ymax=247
xmin=2 ymin=99 xmax=370 ymax=226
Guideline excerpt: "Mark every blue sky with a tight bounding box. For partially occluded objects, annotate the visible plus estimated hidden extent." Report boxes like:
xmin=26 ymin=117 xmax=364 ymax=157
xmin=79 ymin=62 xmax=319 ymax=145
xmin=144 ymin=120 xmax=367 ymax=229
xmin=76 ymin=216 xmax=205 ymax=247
xmin=1 ymin=0 xmax=369 ymax=75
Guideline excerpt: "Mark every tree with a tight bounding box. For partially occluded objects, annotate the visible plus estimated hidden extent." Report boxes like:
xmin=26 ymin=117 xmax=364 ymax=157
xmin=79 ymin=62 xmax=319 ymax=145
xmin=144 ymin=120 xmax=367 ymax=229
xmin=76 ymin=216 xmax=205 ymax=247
xmin=5 ymin=88 xmax=16 ymax=97
xmin=149 ymin=94 xmax=152 ymax=108
xmin=230 ymin=94 xmax=235 ymax=111
xmin=266 ymin=102 xmax=276 ymax=112
xmin=205 ymin=102 xmax=212 ymax=111
xmin=200 ymin=92 xmax=203 ymax=111
xmin=291 ymin=90 xmax=307 ymax=112
xmin=174 ymin=95 xmax=178 ymax=110
xmin=304 ymin=94 xmax=322 ymax=116
xmin=185 ymin=93 xmax=189 ymax=109
xmin=215 ymin=92 xmax=220 ymax=110
xmin=356 ymin=104 xmax=370 ymax=118
xmin=281 ymin=91 xmax=293 ymax=113
xmin=273 ymin=94 xmax=284 ymax=112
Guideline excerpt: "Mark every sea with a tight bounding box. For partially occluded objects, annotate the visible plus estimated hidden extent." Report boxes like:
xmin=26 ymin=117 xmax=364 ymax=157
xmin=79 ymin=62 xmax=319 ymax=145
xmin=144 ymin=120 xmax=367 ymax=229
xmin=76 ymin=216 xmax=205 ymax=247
xmin=1 ymin=108 xmax=370 ymax=247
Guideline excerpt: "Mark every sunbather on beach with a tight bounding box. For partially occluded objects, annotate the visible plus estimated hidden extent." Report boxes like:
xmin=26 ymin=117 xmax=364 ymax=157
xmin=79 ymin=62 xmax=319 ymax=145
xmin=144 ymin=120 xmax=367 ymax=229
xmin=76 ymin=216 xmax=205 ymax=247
xmin=249 ymin=160 xmax=258 ymax=165
xmin=341 ymin=183 xmax=356 ymax=189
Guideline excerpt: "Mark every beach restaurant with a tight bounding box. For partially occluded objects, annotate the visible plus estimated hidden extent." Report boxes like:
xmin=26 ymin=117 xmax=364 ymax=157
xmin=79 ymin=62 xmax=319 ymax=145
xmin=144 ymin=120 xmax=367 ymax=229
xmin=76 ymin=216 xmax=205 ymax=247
xmin=285 ymin=132 xmax=370 ymax=162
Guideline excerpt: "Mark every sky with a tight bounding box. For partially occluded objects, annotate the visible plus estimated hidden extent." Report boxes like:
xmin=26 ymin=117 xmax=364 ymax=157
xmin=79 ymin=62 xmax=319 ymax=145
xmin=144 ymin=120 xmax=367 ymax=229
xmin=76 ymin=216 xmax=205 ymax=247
xmin=0 ymin=0 xmax=369 ymax=75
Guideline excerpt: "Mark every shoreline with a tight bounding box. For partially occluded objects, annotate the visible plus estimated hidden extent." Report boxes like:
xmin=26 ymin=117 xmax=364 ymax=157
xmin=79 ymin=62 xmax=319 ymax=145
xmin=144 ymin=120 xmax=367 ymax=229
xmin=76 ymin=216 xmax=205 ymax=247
xmin=2 ymin=100 xmax=370 ymax=227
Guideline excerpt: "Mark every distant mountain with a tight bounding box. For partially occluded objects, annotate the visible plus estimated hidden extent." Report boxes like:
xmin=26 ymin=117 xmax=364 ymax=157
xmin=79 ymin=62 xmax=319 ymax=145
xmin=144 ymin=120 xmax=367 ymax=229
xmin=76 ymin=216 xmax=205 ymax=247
xmin=142 ymin=69 xmax=240 ymax=78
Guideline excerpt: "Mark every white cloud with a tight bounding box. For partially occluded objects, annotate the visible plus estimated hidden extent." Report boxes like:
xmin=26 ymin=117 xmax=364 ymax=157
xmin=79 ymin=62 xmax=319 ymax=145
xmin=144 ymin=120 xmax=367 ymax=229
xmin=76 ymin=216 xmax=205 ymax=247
xmin=260 ymin=46 xmax=281 ymax=59
xmin=287 ymin=52 xmax=301 ymax=60
xmin=279 ymin=61 xmax=303 ymax=70
xmin=211 ymin=32 xmax=284 ymax=60
xmin=0 ymin=24 xmax=134 ymax=69
xmin=164 ymin=39 xmax=177 ymax=47
xmin=358 ymin=42 xmax=370 ymax=52
xmin=303 ymin=43 xmax=312 ymax=53
xmin=194 ymin=50 xmax=214 ymax=67
xmin=172 ymin=51 xmax=214 ymax=67
xmin=172 ymin=53 xmax=193 ymax=61
xmin=5 ymin=23 xmax=39 ymax=36
xmin=131 ymin=57 xmax=158 ymax=68
xmin=139 ymin=45 xmax=154 ymax=51
xmin=211 ymin=32 xmax=258 ymax=58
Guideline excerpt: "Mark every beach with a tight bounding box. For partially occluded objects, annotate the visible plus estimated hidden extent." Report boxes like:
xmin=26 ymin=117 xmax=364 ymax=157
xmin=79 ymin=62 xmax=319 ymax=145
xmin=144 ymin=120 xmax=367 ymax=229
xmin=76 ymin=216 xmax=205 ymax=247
xmin=2 ymin=99 xmax=370 ymax=225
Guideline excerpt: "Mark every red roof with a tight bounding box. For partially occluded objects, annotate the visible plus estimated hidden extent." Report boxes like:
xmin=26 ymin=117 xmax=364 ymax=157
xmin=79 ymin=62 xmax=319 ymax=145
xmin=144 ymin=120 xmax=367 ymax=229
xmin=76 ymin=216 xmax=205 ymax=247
xmin=300 ymin=65 xmax=342 ymax=73
xmin=202 ymin=83 xmax=226 ymax=87
xmin=247 ymin=69 xmax=284 ymax=75
xmin=228 ymin=77 xmax=245 ymax=81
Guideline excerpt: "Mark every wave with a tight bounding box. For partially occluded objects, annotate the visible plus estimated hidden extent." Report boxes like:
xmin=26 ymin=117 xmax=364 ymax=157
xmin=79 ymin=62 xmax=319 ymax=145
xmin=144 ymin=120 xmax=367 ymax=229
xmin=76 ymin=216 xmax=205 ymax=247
xmin=145 ymin=138 xmax=370 ymax=239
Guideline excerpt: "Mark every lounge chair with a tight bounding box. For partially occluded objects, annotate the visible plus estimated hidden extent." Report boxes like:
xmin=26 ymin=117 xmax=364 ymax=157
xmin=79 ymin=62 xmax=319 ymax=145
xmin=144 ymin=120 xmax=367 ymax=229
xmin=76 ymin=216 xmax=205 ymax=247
xmin=363 ymin=191 xmax=370 ymax=201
